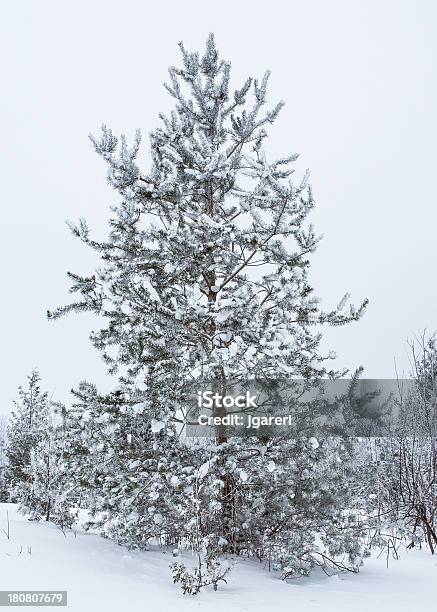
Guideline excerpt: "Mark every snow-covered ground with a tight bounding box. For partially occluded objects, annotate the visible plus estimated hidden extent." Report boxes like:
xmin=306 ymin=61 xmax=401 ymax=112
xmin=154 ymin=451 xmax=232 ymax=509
xmin=0 ymin=503 xmax=436 ymax=612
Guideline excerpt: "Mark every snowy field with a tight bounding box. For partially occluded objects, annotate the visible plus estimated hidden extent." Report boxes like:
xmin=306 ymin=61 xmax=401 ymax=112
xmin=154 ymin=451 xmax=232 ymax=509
xmin=0 ymin=503 xmax=436 ymax=611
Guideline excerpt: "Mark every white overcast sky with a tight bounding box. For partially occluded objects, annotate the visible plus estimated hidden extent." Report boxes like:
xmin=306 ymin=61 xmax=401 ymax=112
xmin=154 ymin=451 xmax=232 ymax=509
xmin=0 ymin=0 xmax=436 ymax=414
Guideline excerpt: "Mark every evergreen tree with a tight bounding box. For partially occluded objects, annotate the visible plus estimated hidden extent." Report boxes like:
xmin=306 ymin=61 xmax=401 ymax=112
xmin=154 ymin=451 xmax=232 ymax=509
xmin=5 ymin=371 xmax=49 ymax=499
xmin=18 ymin=407 xmax=75 ymax=528
xmin=50 ymin=35 xmax=369 ymax=589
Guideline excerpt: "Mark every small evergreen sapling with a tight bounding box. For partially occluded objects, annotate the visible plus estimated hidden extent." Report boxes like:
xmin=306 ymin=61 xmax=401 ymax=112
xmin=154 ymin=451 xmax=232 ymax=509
xmin=19 ymin=410 xmax=75 ymax=528
xmin=5 ymin=371 xmax=49 ymax=499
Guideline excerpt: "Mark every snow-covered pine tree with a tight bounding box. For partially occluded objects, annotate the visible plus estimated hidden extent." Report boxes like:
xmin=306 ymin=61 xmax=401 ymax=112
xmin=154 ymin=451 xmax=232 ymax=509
xmin=50 ymin=35 xmax=369 ymax=586
xmin=5 ymin=371 xmax=49 ymax=500
xmin=18 ymin=405 xmax=75 ymax=528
